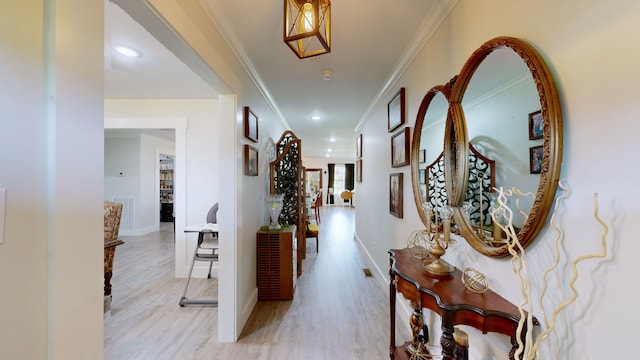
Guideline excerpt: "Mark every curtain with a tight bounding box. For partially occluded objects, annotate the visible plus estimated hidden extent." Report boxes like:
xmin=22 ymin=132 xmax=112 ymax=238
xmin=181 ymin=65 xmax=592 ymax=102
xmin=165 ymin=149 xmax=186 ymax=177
xmin=345 ymin=163 xmax=354 ymax=191
xmin=327 ymin=163 xmax=335 ymax=205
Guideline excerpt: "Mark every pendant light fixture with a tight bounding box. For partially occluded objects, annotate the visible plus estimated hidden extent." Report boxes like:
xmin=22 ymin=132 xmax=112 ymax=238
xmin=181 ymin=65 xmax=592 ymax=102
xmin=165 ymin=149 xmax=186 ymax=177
xmin=284 ymin=0 xmax=331 ymax=59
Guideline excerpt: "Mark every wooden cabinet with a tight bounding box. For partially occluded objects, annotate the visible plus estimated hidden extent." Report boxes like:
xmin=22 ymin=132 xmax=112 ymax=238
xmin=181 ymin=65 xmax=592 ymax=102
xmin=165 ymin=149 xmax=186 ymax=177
xmin=160 ymin=202 xmax=174 ymax=222
xmin=256 ymin=226 xmax=297 ymax=300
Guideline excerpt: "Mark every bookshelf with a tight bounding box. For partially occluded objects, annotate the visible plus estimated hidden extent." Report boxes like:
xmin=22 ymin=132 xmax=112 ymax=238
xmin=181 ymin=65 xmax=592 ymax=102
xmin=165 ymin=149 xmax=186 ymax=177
xmin=160 ymin=154 xmax=174 ymax=222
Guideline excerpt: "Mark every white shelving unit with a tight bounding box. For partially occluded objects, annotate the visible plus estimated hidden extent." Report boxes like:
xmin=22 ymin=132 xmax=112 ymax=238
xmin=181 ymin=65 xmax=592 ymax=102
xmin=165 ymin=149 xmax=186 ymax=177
xmin=160 ymin=154 xmax=174 ymax=222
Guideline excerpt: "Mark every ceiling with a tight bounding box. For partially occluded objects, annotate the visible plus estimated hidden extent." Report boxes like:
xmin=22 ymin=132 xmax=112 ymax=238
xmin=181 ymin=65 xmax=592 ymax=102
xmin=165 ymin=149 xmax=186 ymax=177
xmin=104 ymin=0 xmax=453 ymax=158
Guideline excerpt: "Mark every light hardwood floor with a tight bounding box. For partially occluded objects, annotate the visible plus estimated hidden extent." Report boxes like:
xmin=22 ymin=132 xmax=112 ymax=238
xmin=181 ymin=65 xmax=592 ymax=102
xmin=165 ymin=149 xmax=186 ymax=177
xmin=104 ymin=206 xmax=409 ymax=359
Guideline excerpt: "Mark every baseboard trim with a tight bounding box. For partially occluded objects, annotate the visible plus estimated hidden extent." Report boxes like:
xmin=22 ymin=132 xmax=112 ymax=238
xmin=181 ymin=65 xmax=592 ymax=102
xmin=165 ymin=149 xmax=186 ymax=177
xmin=353 ymin=232 xmax=412 ymax=324
xmin=119 ymin=225 xmax=158 ymax=237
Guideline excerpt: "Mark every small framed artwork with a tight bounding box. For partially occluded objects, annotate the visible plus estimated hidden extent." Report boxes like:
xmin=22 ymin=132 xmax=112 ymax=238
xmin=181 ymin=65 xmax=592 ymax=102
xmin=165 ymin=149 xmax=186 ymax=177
xmin=419 ymin=169 xmax=426 ymax=184
xmin=528 ymin=110 xmax=543 ymax=140
xmin=419 ymin=149 xmax=426 ymax=163
xmin=356 ymin=159 xmax=362 ymax=182
xmin=391 ymin=127 xmax=410 ymax=168
xmin=529 ymin=145 xmax=543 ymax=174
xmin=244 ymin=144 xmax=258 ymax=176
xmin=356 ymin=133 xmax=363 ymax=158
xmin=244 ymin=106 xmax=258 ymax=142
xmin=388 ymin=87 xmax=406 ymax=132
xmin=389 ymin=173 xmax=404 ymax=218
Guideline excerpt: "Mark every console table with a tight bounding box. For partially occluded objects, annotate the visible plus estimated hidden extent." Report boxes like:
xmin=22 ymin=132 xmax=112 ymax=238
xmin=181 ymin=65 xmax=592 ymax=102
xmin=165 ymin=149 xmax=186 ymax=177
xmin=388 ymin=248 xmax=537 ymax=360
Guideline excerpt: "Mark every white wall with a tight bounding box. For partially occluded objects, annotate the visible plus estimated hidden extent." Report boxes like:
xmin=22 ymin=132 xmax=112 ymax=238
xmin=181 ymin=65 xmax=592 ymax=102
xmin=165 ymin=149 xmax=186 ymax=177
xmin=356 ymin=0 xmax=640 ymax=359
xmin=105 ymin=136 xmax=140 ymax=212
xmin=104 ymin=133 xmax=174 ymax=235
xmin=105 ymin=99 xmax=217 ymax=277
xmin=110 ymin=0 xmax=289 ymax=341
xmin=0 ymin=1 xmax=104 ymax=358
xmin=141 ymin=135 xmax=175 ymax=231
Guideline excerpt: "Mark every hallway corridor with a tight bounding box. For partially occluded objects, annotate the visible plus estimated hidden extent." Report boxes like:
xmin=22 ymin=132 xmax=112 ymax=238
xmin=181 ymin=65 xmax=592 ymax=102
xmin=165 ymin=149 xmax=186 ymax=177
xmin=104 ymin=206 xmax=409 ymax=359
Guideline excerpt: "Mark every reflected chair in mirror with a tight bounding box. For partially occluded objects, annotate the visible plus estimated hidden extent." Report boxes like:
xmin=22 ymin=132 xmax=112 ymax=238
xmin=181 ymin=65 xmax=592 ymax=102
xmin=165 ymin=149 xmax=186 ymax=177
xmin=309 ymin=190 xmax=322 ymax=224
xmin=104 ymin=201 xmax=125 ymax=312
xmin=306 ymin=192 xmax=321 ymax=253
xmin=179 ymin=202 xmax=219 ymax=307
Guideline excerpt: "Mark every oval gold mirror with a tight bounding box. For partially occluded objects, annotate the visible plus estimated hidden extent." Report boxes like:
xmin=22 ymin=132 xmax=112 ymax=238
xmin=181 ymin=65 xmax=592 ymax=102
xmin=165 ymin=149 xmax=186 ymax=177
xmin=451 ymin=36 xmax=563 ymax=257
xmin=411 ymin=80 xmax=465 ymax=226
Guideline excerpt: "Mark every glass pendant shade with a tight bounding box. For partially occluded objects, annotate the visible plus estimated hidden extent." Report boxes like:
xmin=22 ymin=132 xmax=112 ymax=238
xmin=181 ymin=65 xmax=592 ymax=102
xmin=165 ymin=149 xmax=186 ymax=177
xmin=284 ymin=0 xmax=331 ymax=58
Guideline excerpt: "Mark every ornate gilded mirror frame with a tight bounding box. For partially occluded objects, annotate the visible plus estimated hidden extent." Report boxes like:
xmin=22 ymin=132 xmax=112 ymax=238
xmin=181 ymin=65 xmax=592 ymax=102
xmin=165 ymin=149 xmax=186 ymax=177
xmin=451 ymin=36 xmax=563 ymax=257
xmin=411 ymin=36 xmax=563 ymax=257
xmin=411 ymin=79 xmax=467 ymax=227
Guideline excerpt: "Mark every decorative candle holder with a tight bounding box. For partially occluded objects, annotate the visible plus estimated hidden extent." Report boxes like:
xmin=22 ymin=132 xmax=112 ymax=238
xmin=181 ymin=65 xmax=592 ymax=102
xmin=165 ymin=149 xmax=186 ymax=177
xmin=489 ymin=201 xmax=506 ymax=246
xmin=266 ymin=194 xmax=285 ymax=230
xmin=476 ymin=171 xmax=487 ymax=240
xmin=425 ymin=205 xmax=455 ymax=276
xmin=422 ymin=201 xmax=434 ymax=232
xmin=462 ymin=201 xmax=472 ymax=219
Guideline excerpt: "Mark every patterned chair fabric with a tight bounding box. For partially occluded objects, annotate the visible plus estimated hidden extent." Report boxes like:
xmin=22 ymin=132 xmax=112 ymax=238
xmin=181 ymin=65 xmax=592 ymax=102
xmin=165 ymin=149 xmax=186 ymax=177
xmin=104 ymin=201 xmax=124 ymax=296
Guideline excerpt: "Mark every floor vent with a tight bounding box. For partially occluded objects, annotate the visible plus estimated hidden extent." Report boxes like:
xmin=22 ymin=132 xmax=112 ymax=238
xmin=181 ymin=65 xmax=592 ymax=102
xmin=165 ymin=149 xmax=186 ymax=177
xmin=363 ymin=268 xmax=373 ymax=278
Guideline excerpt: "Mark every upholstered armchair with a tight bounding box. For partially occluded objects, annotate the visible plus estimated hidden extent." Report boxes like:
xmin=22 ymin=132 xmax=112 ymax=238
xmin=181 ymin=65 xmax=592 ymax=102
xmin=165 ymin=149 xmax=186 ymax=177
xmin=104 ymin=201 xmax=124 ymax=302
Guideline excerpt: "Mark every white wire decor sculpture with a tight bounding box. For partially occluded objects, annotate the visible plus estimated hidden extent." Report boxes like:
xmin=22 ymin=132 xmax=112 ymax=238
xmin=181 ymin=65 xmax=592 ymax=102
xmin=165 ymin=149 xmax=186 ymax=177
xmin=489 ymin=179 xmax=609 ymax=359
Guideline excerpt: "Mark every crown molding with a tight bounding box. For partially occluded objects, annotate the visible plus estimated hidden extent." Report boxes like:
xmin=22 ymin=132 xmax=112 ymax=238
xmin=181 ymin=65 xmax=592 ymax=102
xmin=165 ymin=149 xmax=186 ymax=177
xmin=354 ymin=0 xmax=458 ymax=133
xmin=198 ymin=0 xmax=290 ymax=131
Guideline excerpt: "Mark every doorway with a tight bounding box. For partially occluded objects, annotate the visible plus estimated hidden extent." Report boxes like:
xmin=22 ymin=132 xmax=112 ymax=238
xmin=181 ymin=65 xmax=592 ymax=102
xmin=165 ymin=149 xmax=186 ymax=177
xmin=306 ymin=168 xmax=323 ymax=206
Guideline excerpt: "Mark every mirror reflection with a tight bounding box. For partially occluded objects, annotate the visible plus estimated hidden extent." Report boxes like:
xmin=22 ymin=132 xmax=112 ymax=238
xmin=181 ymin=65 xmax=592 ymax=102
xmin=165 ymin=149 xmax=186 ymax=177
xmin=411 ymin=37 xmax=563 ymax=257
xmin=411 ymin=86 xmax=455 ymax=227
xmin=420 ymin=92 xmax=448 ymax=212
xmin=452 ymin=37 xmax=563 ymax=257
xmin=305 ymin=168 xmax=322 ymax=194
xmin=460 ymin=47 xmax=541 ymax=243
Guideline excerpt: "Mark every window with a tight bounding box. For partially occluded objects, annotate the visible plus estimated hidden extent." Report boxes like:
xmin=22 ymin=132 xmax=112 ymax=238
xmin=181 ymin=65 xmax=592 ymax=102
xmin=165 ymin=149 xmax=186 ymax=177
xmin=333 ymin=164 xmax=345 ymax=194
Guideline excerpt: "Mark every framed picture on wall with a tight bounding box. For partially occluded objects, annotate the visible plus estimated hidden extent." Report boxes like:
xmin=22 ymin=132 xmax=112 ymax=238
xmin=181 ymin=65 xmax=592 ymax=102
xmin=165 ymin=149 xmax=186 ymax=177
xmin=419 ymin=169 xmax=426 ymax=184
xmin=356 ymin=133 xmax=363 ymax=158
xmin=244 ymin=106 xmax=258 ymax=142
xmin=389 ymin=173 xmax=403 ymax=218
xmin=244 ymin=144 xmax=258 ymax=176
xmin=388 ymin=87 xmax=406 ymax=132
xmin=529 ymin=145 xmax=543 ymax=174
xmin=528 ymin=110 xmax=543 ymax=140
xmin=356 ymin=159 xmax=362 ymax=182
xmin=391 ymin=127 xmax=410 ymax=168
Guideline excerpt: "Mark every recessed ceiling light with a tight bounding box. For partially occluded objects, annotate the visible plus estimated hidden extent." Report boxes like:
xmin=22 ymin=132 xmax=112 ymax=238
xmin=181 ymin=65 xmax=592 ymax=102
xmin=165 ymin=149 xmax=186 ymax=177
xmin=329 ymin=137 xmax=336 ymax=142
xmin=327 ymin=149 xmax=332 ymax=152
xmin=311 ymin=115 xmax=321 ymax=121
xmin=113 ymin=44 xmax=142 ymax=58
xmin=325 ymin=154 xmax=330 ymax=158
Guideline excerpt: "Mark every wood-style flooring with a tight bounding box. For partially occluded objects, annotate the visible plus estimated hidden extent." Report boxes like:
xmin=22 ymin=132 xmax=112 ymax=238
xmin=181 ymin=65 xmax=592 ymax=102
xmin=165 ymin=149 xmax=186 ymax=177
xmin=104 ymin=206 xmax=409 ymax=359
